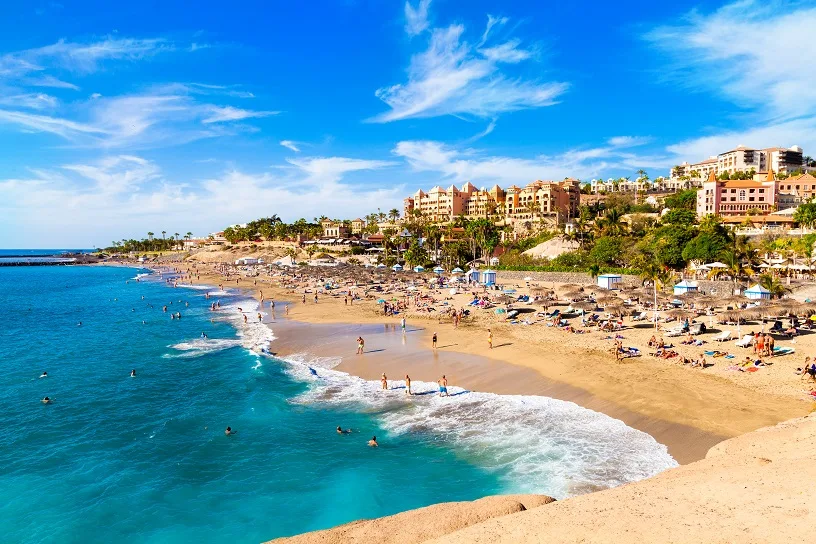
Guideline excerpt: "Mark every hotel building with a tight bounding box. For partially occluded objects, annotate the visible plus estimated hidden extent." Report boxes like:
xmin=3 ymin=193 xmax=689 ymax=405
xmin=697 ymin=171 xmax=778 ymax=217
xmin=671 ymin=145 xmax=805 ymax=180
xmin=403 ymin=179 xmax=580 ymax=225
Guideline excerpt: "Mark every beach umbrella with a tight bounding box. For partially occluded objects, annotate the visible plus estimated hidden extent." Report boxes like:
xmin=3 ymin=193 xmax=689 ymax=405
xmin=666 ymin=309 xmax=697 ymax=320
xmin=705 ymin=262 xmax=729 ymax=269
xmin=604 ymin=303 xmax=629 ymax=317
xmin=596 ymin=294 xmax=620 ymax=305
xmin=433 ymin=266 xmax=445 ymax=274
xmin=413 ymin=266 xmax=425 ymax=273
xmin=571 ymin=301 xmax=597 ymax=311
xmin=562 ymin=288 xmax=587 ymax=299
xmin=451 ymin=267 xmax=464 ymax=274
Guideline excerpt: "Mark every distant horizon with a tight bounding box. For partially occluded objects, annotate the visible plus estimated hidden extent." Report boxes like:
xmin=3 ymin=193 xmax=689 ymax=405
xmin=2 ymin=0 xmax=815 ymax=247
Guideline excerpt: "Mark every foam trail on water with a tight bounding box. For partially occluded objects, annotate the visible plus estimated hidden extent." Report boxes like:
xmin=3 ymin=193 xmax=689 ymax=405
xmin=280 ymin=353 xmax=677 ymax=499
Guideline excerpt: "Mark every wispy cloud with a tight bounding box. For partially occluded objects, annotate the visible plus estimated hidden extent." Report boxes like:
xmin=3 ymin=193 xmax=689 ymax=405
xmin=0 ymin=89 xmax=276 ymax=148
xmin=202 ymin=105 xmax=278 ymax=124
xmin=0 ymin=92 xmax=58 ymax=110
xmin=607 ymin=136 xmax=651 ymax=148
xmin=479 ymin=14 xmax=508 ymax=46
xmin=370 ymin=17 xmax=566 ymax=122
xmin=280 ymin=140 xmax=301 ymax=152
xmin=393 ymin=138 xmax=665 ymax=185
xmin=646 ymin=0 xmax=816 ymax=119
xmin=405 ymin=0 xmax=432 ymax=36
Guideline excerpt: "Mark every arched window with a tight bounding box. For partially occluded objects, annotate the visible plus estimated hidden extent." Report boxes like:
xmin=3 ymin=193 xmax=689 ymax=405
xmin=738 ymin=190 xmax=746 ymax=201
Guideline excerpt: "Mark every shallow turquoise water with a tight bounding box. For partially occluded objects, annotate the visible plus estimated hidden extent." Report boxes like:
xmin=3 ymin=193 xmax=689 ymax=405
xmin=0 ymin=266 xmax=504 ymax=543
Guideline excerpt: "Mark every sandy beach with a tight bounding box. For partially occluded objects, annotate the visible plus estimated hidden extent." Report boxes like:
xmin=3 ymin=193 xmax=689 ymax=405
xmin=153 ymin=258 xmax=815 ymax=461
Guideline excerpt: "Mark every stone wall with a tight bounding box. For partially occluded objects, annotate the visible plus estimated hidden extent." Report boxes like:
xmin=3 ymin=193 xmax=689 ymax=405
xmin=496 ymin=271 xmax=640 ymax=286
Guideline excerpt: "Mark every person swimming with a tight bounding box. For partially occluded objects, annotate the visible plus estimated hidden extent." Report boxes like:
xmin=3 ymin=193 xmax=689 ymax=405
xmin=41 ymin=396 xmax=52 ymax=404
xmin=201 ymin=332 xmax=208 ymax=338
xmin=130 ymin=369 xmax=136 ymax=377
xmin=337 ymin=426 xmax=351 ymax=434
xmin=225 ymin=426 xmax=234 ymax=436
xmin=40 ymin=371 xmax=47 ymax=378
xmin=368 ymin=436 xmax=378 ymax=447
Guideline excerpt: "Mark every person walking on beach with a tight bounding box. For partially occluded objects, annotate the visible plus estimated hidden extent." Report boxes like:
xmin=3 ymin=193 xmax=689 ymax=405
xmin=356 ymin=336 xmax=365 ymax=354
xmin=302 ymin=294 xmax=306 ymax=304
xmin=401 ymin=316 xmax=406 ymax=332
xmin=381 ymin=373 xmax=388 ymax=390
xmin=438 ymin=375 xmax=448 ymax=397
xmin=487 ymin=329 xmax=493 ymax=349
xmin=405 ymin=374 xmax=412 ymax=395
xmin=432 ymin=332 xmax=437 ymax=349
xmin=314 ymin=294 xmax=318 ymax=304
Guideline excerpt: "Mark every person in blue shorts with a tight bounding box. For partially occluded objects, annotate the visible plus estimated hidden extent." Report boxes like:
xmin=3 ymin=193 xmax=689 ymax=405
xmin=438 ymin=375 xmax=448 ymax=397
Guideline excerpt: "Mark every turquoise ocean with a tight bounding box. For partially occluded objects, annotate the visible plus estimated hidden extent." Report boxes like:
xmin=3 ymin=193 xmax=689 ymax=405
xmin=0 ymin=264 xmax=677 ymax=543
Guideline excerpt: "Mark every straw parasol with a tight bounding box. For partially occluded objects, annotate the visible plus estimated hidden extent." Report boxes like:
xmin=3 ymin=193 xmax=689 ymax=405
xmin=666 ymin=308 xmax=697 ymax=320
xmin=571 ymin=301 xmax=597 ymax=311
xmin=563 ymin=288 xmax=588 ymax=299
xmin=604 ymin=303 xmax=629 ymax=317
xmin=596 ymin=294 xmax=621 ymax=305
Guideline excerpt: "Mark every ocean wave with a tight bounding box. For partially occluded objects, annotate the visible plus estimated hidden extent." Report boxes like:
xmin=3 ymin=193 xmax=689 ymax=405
xmin=279 ymin=353 xmax=677 ymax=499
xmin=168 ymin=298 xmax=276 ymax=358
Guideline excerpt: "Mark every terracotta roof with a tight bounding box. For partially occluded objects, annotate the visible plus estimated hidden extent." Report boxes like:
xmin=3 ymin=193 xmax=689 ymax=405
xmin=721 ymin=215 xmax=795 ymax=224
xmin=694 ymin=158 xmax=718 ymax=165
xmin=786 ymin=173 xmax=816 ymax=182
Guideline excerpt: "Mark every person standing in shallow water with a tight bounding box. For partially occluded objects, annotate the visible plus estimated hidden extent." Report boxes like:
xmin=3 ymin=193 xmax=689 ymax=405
xmin=381 ymin=373 xmax=388 ymax=390
xmin=438 ymin=375 xmax=448 ymax=397
xmin=432 ymin=332 xmax=437 ymax=349
xmin=405 ymin=374 xmax=411 ymax=395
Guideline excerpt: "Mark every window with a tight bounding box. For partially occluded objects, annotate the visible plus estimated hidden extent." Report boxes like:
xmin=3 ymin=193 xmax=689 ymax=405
xmin=749 ymin=189 xmax=755 ymax=193
xmin=749 ymin=197 xmax=755 ymax=202
xmin=739 ymin=190 xmax=746 ymax=201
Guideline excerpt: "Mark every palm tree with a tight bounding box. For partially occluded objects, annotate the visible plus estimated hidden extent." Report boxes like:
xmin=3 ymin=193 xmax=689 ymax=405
xmin=388 ymin=208 xmax=400 ymax=223
xmin=640 ymin=261 xmax=672 ymax=328
xmin=588 ymin=264 xmax=601 ymax=282
xmin=161 ymin=231 xmax=166 ymax=240
xmin=596 ymin=208 xmax=626 ymax=237
xmin=147 ymin=232 xmax=154 ymax=241
xmin=758 ymin=273 xmax=791 ymax=298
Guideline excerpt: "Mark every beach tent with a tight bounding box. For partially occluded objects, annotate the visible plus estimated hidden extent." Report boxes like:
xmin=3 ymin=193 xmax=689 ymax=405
xmin=481 ymin=269 xmax=497 ymax=286
xmin=597 ymin=274 xmax=622 ymax=290
xmin=673 ymin=280 xmax=698 ymax=295
xmin=413 ymin=266 xmax=425 ymax=273
xmin=433 ymin=266 xmax=445 ymax=275
xmin=391 ymin=264 xmax=403 ymax=272
xmin=451 ymin=267 xmax=464 ymax=274
xmin=745 ymin=284 xmax=771 ymax=300
xmin=376 ymin=263 xmax=387 ymax=269
xmin=468 ymin=268 xmax=480 ymax=282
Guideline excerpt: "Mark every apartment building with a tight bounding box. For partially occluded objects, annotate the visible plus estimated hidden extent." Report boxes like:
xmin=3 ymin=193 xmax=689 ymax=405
xmin=697 ymin=171 xmax=778 ymax=217
xmin=504 ymin=179 xmax=580 ymax=223
xmin=321 ymin=219 xmax=350 ymax=238
xmin=403 ymin=182 xmax=505 ymax=222
xmin=403 ymin=180 xmax=579 ymax=225
xmin=672 ymin=145 xmax=805 ymax=180
xmin=350 ymin=218 xmax=366 ymax=234
xmin=777 ymin=172 xmax=816 ymax=202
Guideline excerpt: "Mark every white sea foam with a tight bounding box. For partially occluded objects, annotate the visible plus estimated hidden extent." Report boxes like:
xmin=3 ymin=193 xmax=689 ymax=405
xmin=279 ymin=353 xmax=678 ymax=499
xmin=167 ymin=297 xmax=276 ymax=358
xmin=132 ymin=272 xmax=151 ymax=280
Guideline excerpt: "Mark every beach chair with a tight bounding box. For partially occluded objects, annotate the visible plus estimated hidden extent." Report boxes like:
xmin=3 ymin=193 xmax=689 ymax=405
xmin=631 ymin=311 xmax=647 ymax=321
xmin=713 ymin=331 xmax=732 ymax=342
xmin=769 ymin=321 xmax=783 ymax=333
xmin=773 ymin=346 xmax=795 ymax=356
xmin=735 ymin=334 xmax=754 ymax=348
xmin=688 ymin=323 xmax=706 ymax=335
xmin=665 ymin=326 xmax=685 ymax=337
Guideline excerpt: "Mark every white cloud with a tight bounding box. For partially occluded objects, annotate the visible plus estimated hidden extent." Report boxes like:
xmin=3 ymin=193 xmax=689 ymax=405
xmin=607 ymin=136 xmax=651 ymax=148
xmin=370 ymin=21 xmax=566 ymax=122
xmin=0 ymin=90 xmax=276 ymax=148
xmin=479 ymin=14 xmax=509 ymax=46
xmin=478 ymin=39 xmax=532 ymax=63
xmin=393 ymin=139 xmax=667 ymax=185
xmin=0 ymin=92 xmax=58 ymax=110
xmin=0 ymin=154 xmax=403 ymax=247
xmin=646 ymin=1 xmax=816 ymax=119
xmin=202 ymin=105 xmax=278 ymax=124
xmin=280 ymin=140 xmax=301 ymax=152
xmin=405 ymin=0 xmax=432 ymax=36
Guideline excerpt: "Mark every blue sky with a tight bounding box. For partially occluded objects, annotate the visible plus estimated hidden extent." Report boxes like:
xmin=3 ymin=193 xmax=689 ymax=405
xmin=1 ymin=0 xmax=815 ymax=247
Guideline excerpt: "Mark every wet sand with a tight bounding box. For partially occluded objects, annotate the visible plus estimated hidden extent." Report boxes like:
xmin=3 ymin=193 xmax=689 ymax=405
xmin=268 ymin=316 xmax=724 ymax=464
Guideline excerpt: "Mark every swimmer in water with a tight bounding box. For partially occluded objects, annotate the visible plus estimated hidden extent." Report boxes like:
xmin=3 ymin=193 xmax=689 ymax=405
xmin=337 ymin=426 xmax=351 ymax=434
xmin=225 ymin=427 xmax=234 ymax=436
xmin=40 ymin=371 xmax=48 ymax=378
xmin=201 ymin=332 xmax=208 ymax=338
xmin=41 ymin=396 xmax=52 ymax=404
xmin=130 ymin=369 xmax=136 ymax=377
xmin=77 ymin=321 xmax=82 ymax=326
xmin=368 ymin=436 xmax=378 ymax=447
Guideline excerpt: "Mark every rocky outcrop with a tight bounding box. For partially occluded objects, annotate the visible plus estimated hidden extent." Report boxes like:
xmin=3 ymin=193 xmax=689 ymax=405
xmin=266 ymin=495 xmax=555 ymax=544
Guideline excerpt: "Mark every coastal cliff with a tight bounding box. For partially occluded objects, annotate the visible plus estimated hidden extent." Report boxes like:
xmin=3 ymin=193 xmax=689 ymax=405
xmin=269 ymin=414 xmax=816 ymax=543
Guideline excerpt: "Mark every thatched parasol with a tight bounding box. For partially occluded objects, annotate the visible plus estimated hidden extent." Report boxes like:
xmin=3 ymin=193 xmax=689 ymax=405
xmin=604 ymin=303 xmax=629 ymax=317
xmin=596 ymin=294 xmax=621 ymax=305
xmin=665 ymin=308 xmax=697 ymax=320
xmin=571 ymin=301 xmax=597 ymax=311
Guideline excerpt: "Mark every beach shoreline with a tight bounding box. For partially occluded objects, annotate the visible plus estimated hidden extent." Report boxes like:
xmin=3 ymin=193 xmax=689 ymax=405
xmin=145 ymin=260 xmax=813 ymax=459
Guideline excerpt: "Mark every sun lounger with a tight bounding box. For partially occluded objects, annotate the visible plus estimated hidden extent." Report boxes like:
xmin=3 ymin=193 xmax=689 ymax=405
xmin=631 ymin=311 xmax=647 ymax=321
xmin=773 ymin=346 xmax=795 ymax=356
xmin=735 ymin=334 xmax=754 ymax=348
xmin=665 ymin=326 xmax=685 ymax=337
xmin=713 ymin=331 xmax=731 ymax=342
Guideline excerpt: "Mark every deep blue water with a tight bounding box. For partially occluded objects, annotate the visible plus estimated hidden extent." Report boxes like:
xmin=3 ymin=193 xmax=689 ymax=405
xmin=0 ymin=266 xmax=504 ymax=543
